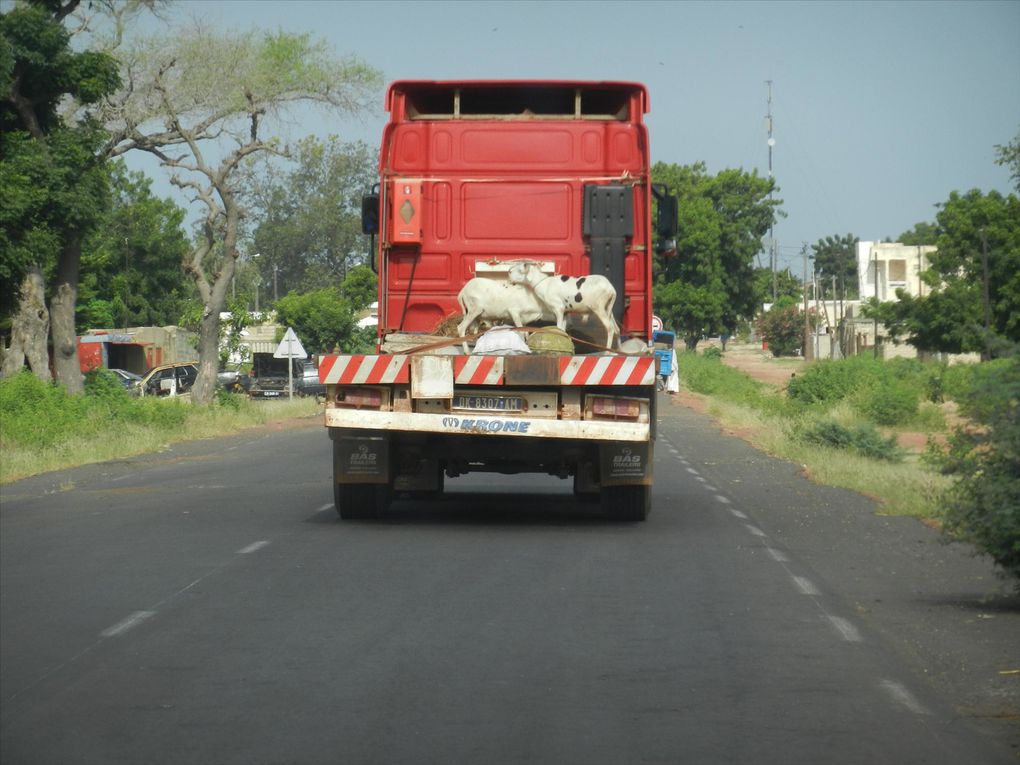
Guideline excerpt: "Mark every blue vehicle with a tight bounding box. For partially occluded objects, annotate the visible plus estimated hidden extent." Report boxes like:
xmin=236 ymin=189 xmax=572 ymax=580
xmin=652 ymin=331 xmax=675 ymax=389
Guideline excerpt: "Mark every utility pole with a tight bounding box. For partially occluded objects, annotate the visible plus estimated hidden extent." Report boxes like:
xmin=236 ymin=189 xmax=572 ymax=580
xmin=873 ymin=247 xmax=879 ymax=359
xmin=765 ymin=80 xmax=777 ymax=302
xmin=980 ymin=228 xmax=992 ymax=361
xmin=802 ymin=243 xmax=812 ymax=360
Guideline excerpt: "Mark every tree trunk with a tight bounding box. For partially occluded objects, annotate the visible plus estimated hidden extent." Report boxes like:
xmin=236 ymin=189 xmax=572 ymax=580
xmin=50 ymin=234 xmax=84 ymax=394
xmin=1 ymin=267 xmax=51 ymax=381
xmin=192 ymin=307 xmax=221 ymax=404
xmin=191 ymin=253 xmax=236 ymax=405
xmin=685 ymin=335 xmax=700 ymax=352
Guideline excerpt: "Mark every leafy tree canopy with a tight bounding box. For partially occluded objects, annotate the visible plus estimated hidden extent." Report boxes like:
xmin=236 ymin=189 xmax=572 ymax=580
xmin=897 ymin=221 xmax=939 ymax=246
xmin=78 ymin=160 xmax=192 ymax=330
xmin=994 ymin=129 xmax=1020 ymax=193
xmin=651 ymin=162 xmax=781 ymax=349
xmin=753 ymin=267 xmax=802 ymax=307
xmin=0 ymin=0 xmax=122 ymax=388
xmin=864 ymin=188 xmax=1020 ymax=356
xmin=246 ymin=136 xmax=378 ymax=299
xmin=811 ymin=233 xmax=859 ymax=299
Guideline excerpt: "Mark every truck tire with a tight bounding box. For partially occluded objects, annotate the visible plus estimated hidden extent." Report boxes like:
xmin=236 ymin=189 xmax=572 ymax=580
xmin=602 ymin=484 xmax=651 ymax=522
xmin=334 ymin=482 xmax=390 ymax=520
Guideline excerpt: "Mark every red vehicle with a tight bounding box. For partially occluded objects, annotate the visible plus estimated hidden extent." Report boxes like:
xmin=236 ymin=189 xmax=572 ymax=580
xmin=319 ymin=80 xmax=677 ymax=520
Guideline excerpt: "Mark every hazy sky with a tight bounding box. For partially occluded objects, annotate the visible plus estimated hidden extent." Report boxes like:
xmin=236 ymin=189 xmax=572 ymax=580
xmin=128 ymin=0 xmax=1019 ymax=274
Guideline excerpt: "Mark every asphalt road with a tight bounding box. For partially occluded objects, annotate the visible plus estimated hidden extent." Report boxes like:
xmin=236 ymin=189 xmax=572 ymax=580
xmin=1 ymin=397 xmax=1017 ymax=764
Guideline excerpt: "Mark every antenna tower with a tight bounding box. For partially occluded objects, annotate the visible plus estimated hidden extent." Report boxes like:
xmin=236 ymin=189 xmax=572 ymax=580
xmin=766 ymin=80 xmax=777 ymax=302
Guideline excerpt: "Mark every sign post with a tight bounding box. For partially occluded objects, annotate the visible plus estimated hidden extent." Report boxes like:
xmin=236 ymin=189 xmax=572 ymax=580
xmin=274 ymin=327 xmax=307 ymax=401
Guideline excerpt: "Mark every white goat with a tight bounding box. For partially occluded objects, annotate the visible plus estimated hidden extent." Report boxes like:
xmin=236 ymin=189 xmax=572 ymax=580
xmin=456 ymin=277 xmax=551 ymax=353
xmin=507 ymin=260 xmax=620 ymax=349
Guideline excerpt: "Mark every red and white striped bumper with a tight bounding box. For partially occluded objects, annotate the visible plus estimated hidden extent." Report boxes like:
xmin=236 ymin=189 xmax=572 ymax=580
xmin=319 ymin=354 xmax=655 ymax=387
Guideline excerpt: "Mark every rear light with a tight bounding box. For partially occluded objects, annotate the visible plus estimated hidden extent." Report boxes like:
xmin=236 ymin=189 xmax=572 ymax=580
xmin=337 ymin=387 xmax=383 ymax=409
xmin=589 ymin=396 xmax=641 ymax=420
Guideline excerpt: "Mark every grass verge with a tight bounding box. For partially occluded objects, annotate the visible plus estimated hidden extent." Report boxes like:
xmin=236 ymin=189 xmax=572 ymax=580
xmin=1 ymin=371 xmax=320 ymax=484
xmin=677 ymin=351 xmax=953 ymax=520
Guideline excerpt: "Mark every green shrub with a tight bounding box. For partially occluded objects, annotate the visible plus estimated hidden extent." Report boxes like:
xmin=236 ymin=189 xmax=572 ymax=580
xmin=787 ymin=357 xmax=878 ymax=405
xmin=855 ymin=379 xmax=920 ymax=426
xmin=800 ymin=419 xmax=904 ymax=462
xmin=214 ymin=386 xmax=241 ymax=410
xmin=703 ymin=346 xmax=723 ymax=361
xmin=758 ymin=304 xmax=804 ymax=357
xmin=0 ymin=372 xmax=87 ymax=449
xmin=933 ymin=354 xmax=1020 ymax=581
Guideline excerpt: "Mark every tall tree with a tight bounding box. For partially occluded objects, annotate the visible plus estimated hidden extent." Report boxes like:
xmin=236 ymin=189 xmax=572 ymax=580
xmin=897 ymin=221 xmax=939 ymax=246
xmin=78 ymin=160 xmax=191 ymax=330
xmin=651 ymin=162 xmax=781 ymax=350
xmin=101 ymin=25 xmax=381 ymax=403
xmin=994 ymin=129 xmax=1020 ymax=193
xmin=811 ymin=233 xmax=859 ymax=300
xmin=246 ymin=136 xmax=378 ymax=300
xmin=0 ymin=0 xmax=121 ymax=388
xmin=864 ymin=189 xmax=1020 ymax=357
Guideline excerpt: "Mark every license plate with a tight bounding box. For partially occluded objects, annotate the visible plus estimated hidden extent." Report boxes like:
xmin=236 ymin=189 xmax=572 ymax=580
xmin=453 ymin=395 xmax=524 ymax=412
xmin=262 ymin=391 xmax=281 ymax=397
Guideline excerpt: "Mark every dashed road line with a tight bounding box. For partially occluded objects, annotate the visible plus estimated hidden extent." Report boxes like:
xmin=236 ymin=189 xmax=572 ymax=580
xmin=766 ymin=547 xmax=789 ymax=563
xmin=879 ymin=680 xmax=930 ymax=715
xmin=237 ymin=540 xmax=270 ymax=555
xmin=101 ymin=610 xmax=155 ymax=638
xmin=729 ymin=508 xmax=748 ymax=519
xmin=745 ymin=524 xmax=767 ymax=537
xmin=792 ymin=576 xmax=820 ymax=596
xmin=826 ymin=615 xmax=862 ymax=642
xmin=714 ymin=494 xmax=731 ymax=504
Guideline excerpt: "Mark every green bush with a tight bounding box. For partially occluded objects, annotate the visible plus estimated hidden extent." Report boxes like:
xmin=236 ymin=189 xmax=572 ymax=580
xmin=800 ymin=419 xmax=904 ymax=462
xmin=703 ymin=346 xmax=723 ymax=361
xmin=855 ymin=379 xmax=920 ymax=426
xmin=758 ymin=303 xmax=804 ymax=357
xmin=933 ymin=354 xmax=1020 ymax=581
xmin=787 ymin=356 xmax=879 ymax=405
xmin=0 ymin=369 xmax=191 ymax=449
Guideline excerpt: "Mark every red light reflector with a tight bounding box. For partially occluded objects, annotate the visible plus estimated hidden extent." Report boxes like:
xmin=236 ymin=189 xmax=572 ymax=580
xmin=339 ymin=387 xmax=383 ymax=408
xmin=590 ymin=396 xmax=640 ymax=419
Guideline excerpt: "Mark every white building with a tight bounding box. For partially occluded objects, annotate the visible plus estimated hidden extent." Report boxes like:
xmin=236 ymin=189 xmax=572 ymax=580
xmin=857 ymin=241 xmax=936 ymax=302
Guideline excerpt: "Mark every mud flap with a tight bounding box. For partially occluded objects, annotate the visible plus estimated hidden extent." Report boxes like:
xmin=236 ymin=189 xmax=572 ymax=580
xmin=332 ymin=434 xmax=390 ymax=484
xmin=599 ymin=441 xmax=653 ymax=487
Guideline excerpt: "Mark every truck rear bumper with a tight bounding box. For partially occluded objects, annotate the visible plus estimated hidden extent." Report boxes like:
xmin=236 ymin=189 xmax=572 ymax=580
xmin=324 ymin=408 xmax=649 ymax=442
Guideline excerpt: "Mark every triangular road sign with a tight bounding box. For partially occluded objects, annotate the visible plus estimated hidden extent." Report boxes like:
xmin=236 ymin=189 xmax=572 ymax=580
xmin=274 ymin=327 xmax=307 ymax=359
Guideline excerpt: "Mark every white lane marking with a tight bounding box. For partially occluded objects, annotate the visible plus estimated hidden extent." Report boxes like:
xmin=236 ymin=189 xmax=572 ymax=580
xmin=827 ymin=615 xmax=862 ymax=642
xmin=704 ymin=485 xmax=717 ymax=492
xmin=745 ymin=524 xmax=767 ymax=537
xmin=879 ymin=680 xmax=930 ymax=715
xmin=792 ymin=576 xmax=820 ymax=595
xmin=694 ymin=476 xmax=706 ymax=483
xmin=101 ymin=610 xmax=156 ymax=638
xmin=237 ymin=540 xmax=269 ymax=555
xmin=685 ymin=467 xmax=699 ymax=475
xmin=714 ymin=495 xmax=731 ymax=504
xmin=766 ymin=547 xmax=789 ymax=563
xmin=316 ymin=503 xmax=333 ymax=513
xmin=729 ymin=508 xmax=748 ymax=519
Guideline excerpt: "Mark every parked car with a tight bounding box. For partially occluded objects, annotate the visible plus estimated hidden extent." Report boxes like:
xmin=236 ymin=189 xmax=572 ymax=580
xmin=137 ymin=361 xmax=199 ymax=397
xmin=297 ymin=359 xmax=325 ymax=400
xmin=108 ymin=368 xmax=143 ymax=389
xmin=217 ymin=363 xmax=251 ymax=394
xmin=248 ymin=352 xmax=300 ymax=399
